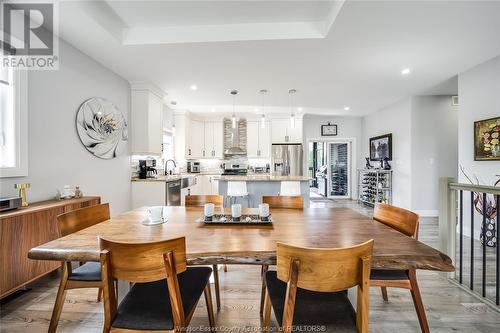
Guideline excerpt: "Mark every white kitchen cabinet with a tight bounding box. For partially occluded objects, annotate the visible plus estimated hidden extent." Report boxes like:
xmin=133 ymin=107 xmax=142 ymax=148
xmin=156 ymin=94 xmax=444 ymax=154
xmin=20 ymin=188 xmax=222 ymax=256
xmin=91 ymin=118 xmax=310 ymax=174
xmin=210 ymin=176 xmax=219 ymax=195
xmin=247 ymin=120 xmax=270 ymax=157
xmin=203 ymin=122 xmax=224 ymax=158
xmin=271 ymin=118 xmax=302 ymax=143
xmin=288 ymin=118 xmax=303 ymax=143
xmin=212 ymin=122 xmax=224 ymax=158
xmin=187 ymin=119 xmax=205 ymax=158
xmin=131 ymin=181 xmax=165 ymax=209
xmin=130 ymin=83 xmax=166 ymax=154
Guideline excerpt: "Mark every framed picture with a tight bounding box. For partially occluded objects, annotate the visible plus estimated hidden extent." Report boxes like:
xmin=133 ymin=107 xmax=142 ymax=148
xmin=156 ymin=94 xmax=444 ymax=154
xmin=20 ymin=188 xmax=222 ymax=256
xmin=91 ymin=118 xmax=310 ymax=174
xmin=370 ymin=133 xmax=392 ymax=161
xmin=321 ymin=123 xmax=337 ymax=136
xmin=474 ymin=116 xmax=500 ymax=161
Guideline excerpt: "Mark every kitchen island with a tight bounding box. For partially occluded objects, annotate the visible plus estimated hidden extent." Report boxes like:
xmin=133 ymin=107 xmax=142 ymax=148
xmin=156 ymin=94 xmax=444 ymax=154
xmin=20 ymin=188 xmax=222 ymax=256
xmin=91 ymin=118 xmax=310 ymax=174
xmin=214 ymin=175 xmax=311 ymax=208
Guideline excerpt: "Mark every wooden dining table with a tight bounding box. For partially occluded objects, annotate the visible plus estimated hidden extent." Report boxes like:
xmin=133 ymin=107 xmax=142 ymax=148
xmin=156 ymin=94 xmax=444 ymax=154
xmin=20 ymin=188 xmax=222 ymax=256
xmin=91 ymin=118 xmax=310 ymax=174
xmin=28 ymin=206 xmax=454 ymax=273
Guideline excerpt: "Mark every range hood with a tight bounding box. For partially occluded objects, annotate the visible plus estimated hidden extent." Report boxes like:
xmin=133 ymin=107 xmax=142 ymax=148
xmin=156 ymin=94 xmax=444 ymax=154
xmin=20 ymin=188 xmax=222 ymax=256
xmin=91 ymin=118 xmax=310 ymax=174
xmin=223 ymin=118 xmax=247 ymax=156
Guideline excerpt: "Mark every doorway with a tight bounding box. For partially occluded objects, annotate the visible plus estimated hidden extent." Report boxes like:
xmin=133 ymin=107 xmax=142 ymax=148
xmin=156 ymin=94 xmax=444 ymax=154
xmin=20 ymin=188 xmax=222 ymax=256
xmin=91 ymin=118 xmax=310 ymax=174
xmin=307 ymin=139 xmax=354 ymax=200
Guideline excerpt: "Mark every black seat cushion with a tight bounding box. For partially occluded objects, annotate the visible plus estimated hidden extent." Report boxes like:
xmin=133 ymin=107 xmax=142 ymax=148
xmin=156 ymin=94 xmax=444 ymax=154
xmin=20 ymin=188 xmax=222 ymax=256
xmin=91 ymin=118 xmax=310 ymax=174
xmin=265 ymin=270 xmax=357 ymax=331
xmin=112 ymin=266 xmax=212 ymax=330
xmin=370 ymin=269 xmax=408 ymax=281
xmin=69 ymin=262 xmax=101 ymax=281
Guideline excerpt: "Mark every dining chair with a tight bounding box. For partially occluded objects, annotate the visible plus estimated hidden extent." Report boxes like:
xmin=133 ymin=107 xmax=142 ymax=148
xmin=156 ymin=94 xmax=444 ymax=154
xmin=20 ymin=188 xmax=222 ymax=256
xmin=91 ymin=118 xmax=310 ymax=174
xmin=370 ymin=203 xmax=429 ymax=333
xmin=262 ymin=195 xmax=304 ymax=209
xmin=185 ymin=194 xmax=224 ymax=310
xmin=259 ymin=195 xmax=304 ymax=316
xmin=99 ymin=236 xmax=215 ymax=333
xmin=263 ymin=240 xmax=374 ymax=333
xmin=49 ymin=203 xmax=110 ymax=333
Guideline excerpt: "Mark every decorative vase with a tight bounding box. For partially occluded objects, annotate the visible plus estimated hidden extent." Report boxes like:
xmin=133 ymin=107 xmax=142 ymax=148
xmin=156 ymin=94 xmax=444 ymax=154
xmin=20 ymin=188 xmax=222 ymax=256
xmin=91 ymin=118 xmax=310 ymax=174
xmin=480 ymin=218 xmax=497 ymax=247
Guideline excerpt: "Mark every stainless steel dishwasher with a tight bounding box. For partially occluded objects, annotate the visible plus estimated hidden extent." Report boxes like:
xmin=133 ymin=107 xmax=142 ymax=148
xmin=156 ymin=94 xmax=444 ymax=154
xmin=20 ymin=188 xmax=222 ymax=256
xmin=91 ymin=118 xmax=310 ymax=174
xmin=166 ymin=179 xmax=181 ymax=206
xmin=165 ymin=177 xmax=197 ymax=206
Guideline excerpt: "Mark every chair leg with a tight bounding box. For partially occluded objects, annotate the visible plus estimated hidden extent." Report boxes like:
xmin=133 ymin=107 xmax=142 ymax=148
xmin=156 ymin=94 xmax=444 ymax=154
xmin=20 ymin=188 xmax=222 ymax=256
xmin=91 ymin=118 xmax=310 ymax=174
xmin=49 ymin=266 xmax=69 ymax=333
xmin=97 ymin=287 xmax=103 ymax=302
xmin=408 ymin=270 xmax=430 ymax=333
xmin=262 ymin=289 xmax=272 ymax=331
xmin=204 ymin=283 xmax=216 ymax=330
xmin=212 ymin=264 xmax=221 ymax=310
xmin=260 ymin=264 xmax=269 ymax=316
xmin=380 ymin=286 xmax=388 ymax=301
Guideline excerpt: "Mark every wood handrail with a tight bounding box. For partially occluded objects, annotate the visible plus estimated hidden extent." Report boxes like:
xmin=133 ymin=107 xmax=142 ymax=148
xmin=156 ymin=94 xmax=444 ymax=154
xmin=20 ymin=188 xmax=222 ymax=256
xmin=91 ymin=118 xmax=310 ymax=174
xmin=449 ymin=182 xmax=500 ymax=195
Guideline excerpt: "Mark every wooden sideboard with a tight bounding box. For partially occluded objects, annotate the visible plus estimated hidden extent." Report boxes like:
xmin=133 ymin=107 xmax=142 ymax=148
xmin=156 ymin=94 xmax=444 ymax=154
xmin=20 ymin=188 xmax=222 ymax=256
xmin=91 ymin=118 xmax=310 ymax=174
xmin=0 ymin=196 xmax=100 ymax=298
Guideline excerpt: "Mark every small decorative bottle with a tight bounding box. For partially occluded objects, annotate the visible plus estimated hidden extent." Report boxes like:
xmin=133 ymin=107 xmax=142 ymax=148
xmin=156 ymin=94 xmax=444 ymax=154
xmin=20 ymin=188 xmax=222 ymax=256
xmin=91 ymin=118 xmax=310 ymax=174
xmin=74 ymin=186 xmax=83 ymax=198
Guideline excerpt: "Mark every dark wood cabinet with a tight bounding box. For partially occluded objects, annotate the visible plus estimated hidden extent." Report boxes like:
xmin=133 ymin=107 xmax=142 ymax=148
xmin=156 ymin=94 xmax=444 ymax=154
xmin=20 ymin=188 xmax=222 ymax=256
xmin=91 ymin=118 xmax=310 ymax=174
xmin=0 ymin=196 xmax=100 ymax=298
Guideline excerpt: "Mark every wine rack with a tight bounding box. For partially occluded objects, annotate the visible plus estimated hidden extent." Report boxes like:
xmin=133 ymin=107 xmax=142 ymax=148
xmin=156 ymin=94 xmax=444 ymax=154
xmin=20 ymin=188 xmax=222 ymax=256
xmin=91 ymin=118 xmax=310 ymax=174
xmin=358 ymin=169 xmax=392 ymax=206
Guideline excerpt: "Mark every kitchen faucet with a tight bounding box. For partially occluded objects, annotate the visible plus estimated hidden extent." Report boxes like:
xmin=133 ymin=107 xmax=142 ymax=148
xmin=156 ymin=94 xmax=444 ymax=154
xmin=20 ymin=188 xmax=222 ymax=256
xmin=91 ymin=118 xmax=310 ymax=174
xmin=164 ymin=159 xmax=177 ymax=175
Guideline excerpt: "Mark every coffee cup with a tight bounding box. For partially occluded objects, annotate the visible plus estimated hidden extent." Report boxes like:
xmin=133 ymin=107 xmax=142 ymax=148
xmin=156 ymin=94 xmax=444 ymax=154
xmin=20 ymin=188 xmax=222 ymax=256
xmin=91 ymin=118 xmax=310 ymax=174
xmin=148 ymin=206 xmax=164 ymax=222
xmin=231 ymin=204 xmax=242 ymax=221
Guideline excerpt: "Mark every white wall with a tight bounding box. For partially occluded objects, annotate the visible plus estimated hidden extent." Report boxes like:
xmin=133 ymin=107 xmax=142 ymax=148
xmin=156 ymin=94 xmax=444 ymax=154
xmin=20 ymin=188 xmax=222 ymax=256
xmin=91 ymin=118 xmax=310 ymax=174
xmin=411 ymin=96 xmax=458 ymax=214
xmin=362 ymin=98 xmax=413 ymax=209
xmin=0 ymin=40 xmax=131 ymax=216
xmin=302 ymin=114 xmax=363 ymax=199
xmin=457 ymin=55 xmax=500 ymax=239
xmin=458 ymin=55 xmax=500 ymax=185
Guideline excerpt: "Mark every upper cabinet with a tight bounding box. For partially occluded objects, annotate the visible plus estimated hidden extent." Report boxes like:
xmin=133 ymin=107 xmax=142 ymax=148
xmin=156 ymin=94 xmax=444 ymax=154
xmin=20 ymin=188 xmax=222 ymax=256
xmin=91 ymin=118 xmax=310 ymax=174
xmin=204 ymin=121 xmax=224 ymax=159
xmin=187 ymin=119 xmax=204 ymax=158
xmin=130 ymin=82 xmax=166 ymax=155
xmin=182 ymin=117 xmax=224 ymax=159
xmin=247 ymin=120 xmax=270 ymax=158
xmin=271 ymin=118 xmax=302 ymax=143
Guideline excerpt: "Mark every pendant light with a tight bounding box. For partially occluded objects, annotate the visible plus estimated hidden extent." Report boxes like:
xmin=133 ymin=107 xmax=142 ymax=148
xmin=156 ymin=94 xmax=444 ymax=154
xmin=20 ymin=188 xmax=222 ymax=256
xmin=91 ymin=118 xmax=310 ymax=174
xmin=230 ymin=90 xmax=238 ymax=128
xmin=289 ymin=89 xmax=296 ymax=129
xmin=260 ymin=89 xmax=267 ymax=129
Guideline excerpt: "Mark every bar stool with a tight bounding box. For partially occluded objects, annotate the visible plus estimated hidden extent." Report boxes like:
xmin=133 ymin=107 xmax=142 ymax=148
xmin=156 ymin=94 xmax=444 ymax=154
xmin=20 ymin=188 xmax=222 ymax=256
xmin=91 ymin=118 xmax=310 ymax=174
xmin=226 ymin=181 xmax=249 ymax=207
xmin=279 ymin=181 xmax=301 ymax=196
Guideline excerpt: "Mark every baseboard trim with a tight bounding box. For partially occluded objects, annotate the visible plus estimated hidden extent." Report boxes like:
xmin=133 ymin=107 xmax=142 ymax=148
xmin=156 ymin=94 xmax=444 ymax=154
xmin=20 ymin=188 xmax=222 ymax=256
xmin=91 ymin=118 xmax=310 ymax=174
xmin=414 ymin=209 xmax=438 ymax=217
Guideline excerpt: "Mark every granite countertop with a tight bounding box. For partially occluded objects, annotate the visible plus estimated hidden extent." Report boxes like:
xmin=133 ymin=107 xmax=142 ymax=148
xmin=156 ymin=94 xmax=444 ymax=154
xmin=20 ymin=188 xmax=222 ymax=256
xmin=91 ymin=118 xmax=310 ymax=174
xmin=131 ymin=174 xmax=196 ymax=182
xmin=131 ymin=172 xmax=224 ymax=182
xmin=213 ymin=175 xmax=311 ymax=181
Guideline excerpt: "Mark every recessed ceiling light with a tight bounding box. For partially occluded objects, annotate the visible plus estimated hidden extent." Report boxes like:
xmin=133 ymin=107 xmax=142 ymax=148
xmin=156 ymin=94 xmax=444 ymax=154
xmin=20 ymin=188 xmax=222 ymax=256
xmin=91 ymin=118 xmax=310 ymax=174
xmin=190 ymin=84 xmax=198 ymax=91
xmin=211 ymin=107 xmax=215 ymax=112
xmin=254 ymin=108 xmax=259 ymax=112
xmin=344 ymin=106 xmax=350 ymax=111
xmin=297 ymin=107 xmax=303 ymax=112
xmin=401 ymin=68 xmax=411 ymax=75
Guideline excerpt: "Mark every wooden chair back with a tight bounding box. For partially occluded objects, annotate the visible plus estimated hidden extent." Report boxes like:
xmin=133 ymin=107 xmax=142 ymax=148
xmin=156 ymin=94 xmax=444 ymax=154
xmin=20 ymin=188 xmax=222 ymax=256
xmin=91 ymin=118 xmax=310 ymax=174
xmin=185 ymin=195 xmax=224 ymax=208
xmin=99 ymin=237 xmax=188 ymax=329
xmin=262 ymin=196 xmax=304 ymax=209
xmin=277 ymin=240 xmax=373 ymax=292
xmin=57 ymin=203 xmax=110 ymax=236
xmin=373 ymin=203 xmax=419 ymax=239
xmin=99 ymin=237 xmax=186 ymax=283
xmin=276 ymin=240 xmax=373 ymax=333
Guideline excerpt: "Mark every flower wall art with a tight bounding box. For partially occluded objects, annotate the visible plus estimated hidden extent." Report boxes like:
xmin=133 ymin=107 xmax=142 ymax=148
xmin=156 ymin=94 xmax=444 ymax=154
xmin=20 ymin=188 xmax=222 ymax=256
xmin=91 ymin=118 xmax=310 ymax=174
xmin=76 ymin=97 xmax=128 ymax=159
xmin=474 ymin=116 xmax=500 ymax=161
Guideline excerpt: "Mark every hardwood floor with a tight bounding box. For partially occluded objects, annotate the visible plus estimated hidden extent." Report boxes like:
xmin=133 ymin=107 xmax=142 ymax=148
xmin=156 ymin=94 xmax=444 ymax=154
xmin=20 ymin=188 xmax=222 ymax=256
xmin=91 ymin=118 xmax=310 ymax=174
xmin=1 ymin=200 xmax=499 ymax=332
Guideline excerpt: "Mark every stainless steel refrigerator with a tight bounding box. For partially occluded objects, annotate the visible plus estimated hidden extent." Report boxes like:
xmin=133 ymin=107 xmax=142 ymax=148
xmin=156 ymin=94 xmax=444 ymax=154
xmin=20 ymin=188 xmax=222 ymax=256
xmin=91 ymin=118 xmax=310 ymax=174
xmin=271 ymin=144 xmax=303 ymax=176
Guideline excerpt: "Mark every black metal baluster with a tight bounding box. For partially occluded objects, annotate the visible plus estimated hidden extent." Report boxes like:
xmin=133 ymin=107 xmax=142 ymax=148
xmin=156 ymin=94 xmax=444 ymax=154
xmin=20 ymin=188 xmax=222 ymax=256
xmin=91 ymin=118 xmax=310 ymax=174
xmin=471 ymin=191 xmax=474 ymax=290
xmin=482 ymin=193 xmax=487 ymax=297
xmin=496 ymin=194 xmax=499 ymax=306
xmin=460 ymin=190 xmax=463 ymax=284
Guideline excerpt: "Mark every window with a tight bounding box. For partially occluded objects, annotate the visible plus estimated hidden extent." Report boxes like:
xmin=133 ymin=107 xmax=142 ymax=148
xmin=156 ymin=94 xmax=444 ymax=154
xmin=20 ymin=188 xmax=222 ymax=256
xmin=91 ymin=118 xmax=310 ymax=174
xmin=161 ymin=131 xmax=174 ymax=162
xmin=0 ymin=64 xmax=28 ymax=177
